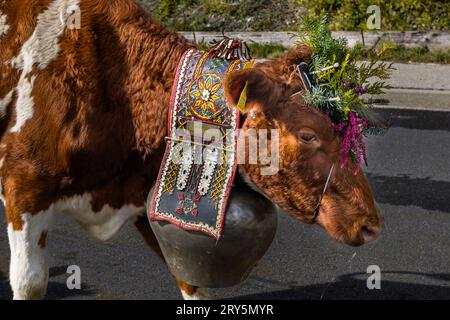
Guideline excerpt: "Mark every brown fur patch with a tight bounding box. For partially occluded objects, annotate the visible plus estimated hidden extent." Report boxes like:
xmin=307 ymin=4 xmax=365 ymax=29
xmin=175 ymin=279 xmax=198 ymax=296
xmin=38 ymin=231 xmax=48 ymax=249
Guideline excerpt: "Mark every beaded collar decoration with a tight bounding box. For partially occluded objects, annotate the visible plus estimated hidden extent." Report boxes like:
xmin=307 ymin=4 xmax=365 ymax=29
xmin=148 ymin=42 xmax=253 ymax=239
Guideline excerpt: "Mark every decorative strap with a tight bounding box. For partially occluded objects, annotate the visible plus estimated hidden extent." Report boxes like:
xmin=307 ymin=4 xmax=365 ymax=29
xmin=209 ymin=38 xmax=252 ymax=62
xmin=148 ymin=48 xmax=250 ymax=240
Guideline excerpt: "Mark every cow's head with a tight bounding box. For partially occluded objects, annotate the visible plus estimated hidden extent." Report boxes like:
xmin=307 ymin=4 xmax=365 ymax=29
xmin=224 ymin=45 xmax=383 ymax=246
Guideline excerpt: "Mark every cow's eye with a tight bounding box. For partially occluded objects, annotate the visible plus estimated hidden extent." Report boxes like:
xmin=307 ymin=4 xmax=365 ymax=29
xmin=299 ymin=133 xmax=317 ymax=143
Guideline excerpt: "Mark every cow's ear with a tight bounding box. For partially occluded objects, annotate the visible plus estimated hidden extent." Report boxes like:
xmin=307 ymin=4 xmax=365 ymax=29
xmin=283 ymin=45 xmax=312 ymax=67
xmin=224 ymin=68 xmax=280 ymax=113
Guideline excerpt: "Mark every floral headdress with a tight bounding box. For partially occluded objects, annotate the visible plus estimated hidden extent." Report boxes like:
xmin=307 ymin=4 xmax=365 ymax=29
xmin=296 ymin=14 xmax=394 ymax=174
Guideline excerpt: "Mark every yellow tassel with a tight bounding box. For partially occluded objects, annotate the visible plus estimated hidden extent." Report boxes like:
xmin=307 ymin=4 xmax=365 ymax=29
xmin=236 ymin=82 xmax=248 ymax=112
xmin=236 ymin=60 xmax=255 ymax=112
xmin=244 ymin=60 xmax=255 ymax=69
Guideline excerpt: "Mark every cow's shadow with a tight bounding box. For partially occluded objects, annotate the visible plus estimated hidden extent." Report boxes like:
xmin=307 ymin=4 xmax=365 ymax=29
xmin=234 ymin=271 xmax=450 ymax=300
xmin=0 ymin=266 xmax=97 ymax=300
xmin=0 ymin=271 xmax=10 ymax=300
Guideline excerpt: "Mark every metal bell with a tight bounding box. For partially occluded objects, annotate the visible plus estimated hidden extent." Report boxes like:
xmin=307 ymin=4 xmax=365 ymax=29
xmin=147 ymin=182 xmax=278 ymax=288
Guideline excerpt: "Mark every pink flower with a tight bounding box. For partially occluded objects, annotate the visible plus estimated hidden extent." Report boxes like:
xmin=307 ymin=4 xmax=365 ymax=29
xmin=333 ymin=112 xmax=368 ymax=175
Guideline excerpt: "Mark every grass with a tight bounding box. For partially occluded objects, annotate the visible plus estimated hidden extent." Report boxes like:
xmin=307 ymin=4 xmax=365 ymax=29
xmin=197 ymin=42 xmax=450 ymax=63
xmin=247 ymin=43 xmax=287 ymax=59
xmin=354 ymin=44 xmax=450 ymax=64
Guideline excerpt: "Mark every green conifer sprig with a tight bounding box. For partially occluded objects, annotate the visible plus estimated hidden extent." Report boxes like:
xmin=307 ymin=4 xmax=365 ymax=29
xmin=295 ymin=13 xmax=394 ymax=170
xmin=296 ymin=13 xmax=394 ymax=130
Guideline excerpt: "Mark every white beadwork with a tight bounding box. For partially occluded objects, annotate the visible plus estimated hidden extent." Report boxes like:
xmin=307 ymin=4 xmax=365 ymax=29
xmin=177 ymin=143 xmax=195 ymax=191
xmin=198 ymin=147 xmax=218 ymax=196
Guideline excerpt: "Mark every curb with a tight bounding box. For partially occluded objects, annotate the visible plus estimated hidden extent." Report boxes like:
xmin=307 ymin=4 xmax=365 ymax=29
xmin=371 ymin=89 xmax=450 ymax=112
xmin=373 ymin=104 xmax=450 ymax=113
xmin=180 ymin=31 xmax=450 ymax=49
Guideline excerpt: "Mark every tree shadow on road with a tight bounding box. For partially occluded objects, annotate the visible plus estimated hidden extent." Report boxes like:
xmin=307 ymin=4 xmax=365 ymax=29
xmin=367 ymin=173 xmax=450 ymax=212
xmin=379 ymin=109 xmax=450 ymax=132
xmin=45 ymin=265 xmax=98 ymax=300
xmin=0 ymin=266 xmax=97 ymax=300
xmin=233 ymin=271 xmax=450 ymax=300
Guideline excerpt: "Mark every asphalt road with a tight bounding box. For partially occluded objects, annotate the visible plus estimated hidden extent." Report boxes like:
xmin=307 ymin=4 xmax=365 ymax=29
xmin=0 ymin=108 xmax=449 ymax=300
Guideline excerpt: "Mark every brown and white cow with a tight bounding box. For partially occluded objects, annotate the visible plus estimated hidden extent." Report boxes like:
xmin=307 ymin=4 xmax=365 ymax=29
xmin=0 ymin=0 xmax=383 ymax=300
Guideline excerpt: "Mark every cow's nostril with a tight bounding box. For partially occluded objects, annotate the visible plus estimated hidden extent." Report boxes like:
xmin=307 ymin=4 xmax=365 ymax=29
xmin=361 ymin=225 xmax=382 ymax=243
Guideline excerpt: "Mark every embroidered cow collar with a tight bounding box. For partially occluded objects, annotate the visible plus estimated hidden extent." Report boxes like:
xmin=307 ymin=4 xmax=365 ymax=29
xmin=148 ymin=47 xmax=253 ymax=239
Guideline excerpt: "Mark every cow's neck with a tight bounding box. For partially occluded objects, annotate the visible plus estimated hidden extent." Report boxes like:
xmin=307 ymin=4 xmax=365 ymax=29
xmin=108 ymin=5 xmax=193 ymax=158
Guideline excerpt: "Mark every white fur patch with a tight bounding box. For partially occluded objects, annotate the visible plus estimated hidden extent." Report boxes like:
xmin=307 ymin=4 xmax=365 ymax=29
xmin=181 ymin=287 xmax=209 ymax=300
xmin=10 ymin=76 xmax=35 ymax=133
xmin=12 ymin=0 xmax=80 ymax=72
xmin=0 ymin=90 xmax=13 ymax=117
xmin=0 ymin=11 xmax=10 ymax=38
xmin=0 ymin=178 xmax=4 ymax=206
xmin=6 ymin=194 xmax=143 ymax=299
xmin=8 ymin=212 xmax=54 ymax=300
xmin=10 ymin=0 xmax=80 ymax=133
xmin=54 ymin=193 xmax=145 ymax=242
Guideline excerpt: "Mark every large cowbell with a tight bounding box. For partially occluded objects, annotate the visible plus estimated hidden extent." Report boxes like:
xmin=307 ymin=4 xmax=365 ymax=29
xmin=147 ymin=181 xmax=278 ymax=288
